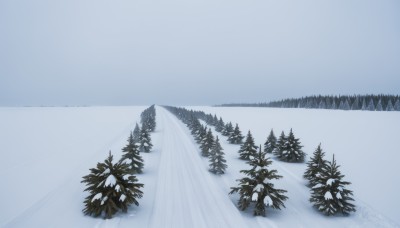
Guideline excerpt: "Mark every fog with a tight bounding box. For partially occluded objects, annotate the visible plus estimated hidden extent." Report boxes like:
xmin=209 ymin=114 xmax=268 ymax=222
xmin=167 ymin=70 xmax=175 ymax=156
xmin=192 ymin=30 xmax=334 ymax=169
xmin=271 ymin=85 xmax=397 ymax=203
xmin=1 ymin=0 xmax=399 ymax=106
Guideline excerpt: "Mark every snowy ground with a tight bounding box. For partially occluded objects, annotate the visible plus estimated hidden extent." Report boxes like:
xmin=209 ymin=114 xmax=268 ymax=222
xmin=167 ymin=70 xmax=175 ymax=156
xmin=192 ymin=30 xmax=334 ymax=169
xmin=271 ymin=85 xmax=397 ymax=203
xmin=188 ymin=106 xmax=400 ymax=227
xmin=0 ymin=106 xmax=399 ymax=227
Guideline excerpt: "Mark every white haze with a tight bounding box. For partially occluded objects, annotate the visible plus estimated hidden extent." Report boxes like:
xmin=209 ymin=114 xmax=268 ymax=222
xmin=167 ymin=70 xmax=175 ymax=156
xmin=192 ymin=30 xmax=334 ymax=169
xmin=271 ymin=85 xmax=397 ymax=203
xmin=0 ymin=0 xmax=399 ymax=106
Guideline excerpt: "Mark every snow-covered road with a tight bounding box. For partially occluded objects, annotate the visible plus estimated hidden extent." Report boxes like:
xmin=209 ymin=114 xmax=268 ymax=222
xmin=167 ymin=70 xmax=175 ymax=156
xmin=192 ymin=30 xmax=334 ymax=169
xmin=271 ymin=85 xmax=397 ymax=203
xmin=149 ymin=107 xmax=246 ymax=228
xmin=1 ymin=106 xmax=398 ymax=228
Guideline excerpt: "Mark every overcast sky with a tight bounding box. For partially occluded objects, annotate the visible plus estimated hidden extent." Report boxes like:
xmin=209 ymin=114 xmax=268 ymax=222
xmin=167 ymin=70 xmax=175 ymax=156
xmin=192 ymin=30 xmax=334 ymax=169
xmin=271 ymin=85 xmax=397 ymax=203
xmin=0 ymin=0 xmax=399 ymax=106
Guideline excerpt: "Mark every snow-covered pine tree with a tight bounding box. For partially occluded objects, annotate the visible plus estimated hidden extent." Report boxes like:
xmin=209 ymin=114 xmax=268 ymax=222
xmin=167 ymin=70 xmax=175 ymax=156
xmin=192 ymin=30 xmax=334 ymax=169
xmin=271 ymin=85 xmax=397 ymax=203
xmin=351 ymin=97 xmax=359 ymax=110
xmin=303 ymin=144 xmax=327 ymax=186
xmin=132 ymin=123 xmax=141 ymax=144
xmin=82 ymin=152 xmax=143 ymax=219
xmin=343 ymin=99 xmax=350 ymax=110
xmin=195 ymin=125 xmax=207 ymax=144
xmin=367 ymin=99 xmax=375 ymax=111
xmin=376 ymin=99 xmax=383 ymax=111
xmin=395 ymin=99 xmax=400 ymax=111
xmin=228 ymin=124 xmax=244 ymax=144
xmin=139 ymin=124 xmax=153 ymax=152
xmin=238 ymin=131 xmax=258 ymax=160
xmin=278 ymin=129 xmax=306 ymax=162
xmin=215 ymin=117 xmax=225 ymax=132
xmin=361 ymin=98 xmax=367 ymax=110
xmin=209 ymin=136 xmax=227 ymax=174
xmin=386 ymin=99 xmax=394 ymax=111
xmin=273 ymin=131 xmax=286 ymax=157
xmin=200 ymin=128 xmax=214 ymax=157
xmin=331 ymin=100 xmax=337 ymax=110
xmin=264 ymin=129 xmax=277 ymax=154
xmin=120 ymin=132 xmax=144 ymax=174
xmin=338 ymin=100 xmax=344 ymax=110
xmin=212 ymin=114 xmax=219 ymax=126
xmin=318 ymin=100 xmax=326 ymax=109
xmin=190 ymin=117 xmax=201 ymax=136
xmin=230 ymin=147 xmax=288 ymax=216
xmin=310 ymin=154 xmax=356 ymax=216
xmin=222 ymin=122 xmax=233 ymax=136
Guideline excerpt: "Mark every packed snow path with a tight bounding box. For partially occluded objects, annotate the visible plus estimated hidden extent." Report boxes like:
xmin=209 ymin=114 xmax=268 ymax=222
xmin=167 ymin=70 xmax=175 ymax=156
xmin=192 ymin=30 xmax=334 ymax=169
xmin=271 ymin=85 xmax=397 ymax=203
xmin=150 ymin=107 xmax=246 ymax=228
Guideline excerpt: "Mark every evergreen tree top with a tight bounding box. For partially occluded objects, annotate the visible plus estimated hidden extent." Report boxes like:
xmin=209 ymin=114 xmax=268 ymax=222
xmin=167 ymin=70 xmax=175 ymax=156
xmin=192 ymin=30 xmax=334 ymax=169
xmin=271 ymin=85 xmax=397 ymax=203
xmin=242 ymin=147 xmax=282 ymax=180
xmin=268 ymin=129 xmax=276 ymax=141
xmin=286 ymin=129 xmax=302 ymax=146
xmin=245 ymin=131 xmax=255 ymax=142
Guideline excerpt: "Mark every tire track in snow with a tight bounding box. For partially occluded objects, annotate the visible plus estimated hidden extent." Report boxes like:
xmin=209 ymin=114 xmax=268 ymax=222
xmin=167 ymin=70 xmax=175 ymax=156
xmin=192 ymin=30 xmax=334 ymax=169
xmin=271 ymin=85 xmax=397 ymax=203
xmin=149 ymin=107 xmax=247 ymax=228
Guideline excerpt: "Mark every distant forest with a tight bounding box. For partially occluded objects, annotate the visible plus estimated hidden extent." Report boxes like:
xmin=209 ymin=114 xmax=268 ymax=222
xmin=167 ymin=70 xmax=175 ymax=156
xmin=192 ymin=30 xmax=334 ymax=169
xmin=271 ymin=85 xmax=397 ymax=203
xmin=218 ymin=95 xmax=400 ymax=111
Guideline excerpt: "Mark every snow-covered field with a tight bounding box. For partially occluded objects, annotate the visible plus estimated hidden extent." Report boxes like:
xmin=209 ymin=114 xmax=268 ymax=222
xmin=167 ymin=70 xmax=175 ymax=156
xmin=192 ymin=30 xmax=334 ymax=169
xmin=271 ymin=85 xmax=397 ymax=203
xmin=0 ymin=106 xmax=399 ymax=227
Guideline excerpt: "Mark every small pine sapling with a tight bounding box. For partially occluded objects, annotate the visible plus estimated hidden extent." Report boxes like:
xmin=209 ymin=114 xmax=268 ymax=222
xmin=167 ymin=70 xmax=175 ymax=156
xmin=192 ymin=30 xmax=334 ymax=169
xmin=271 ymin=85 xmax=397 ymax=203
xmin=310 ymin=154 xmax=356 ymax=216
xmin=139 ymin=124 xmax=153 ymax=152
xmin=303 ymin=144 xmax=327 ymax=186
xmin=264 ymin=129 xmax=277 ymax=154
xmin=132 ymin=123 xmax=141 ymax=144
xmin=215 ymin=117 xmax=225 ymax=132
xmin=209 ymin=136 xmax=227 ymax=174
xmin=81 ymin=152 xmax=143 ymax=219
xmin=238 ymin=131 xmax=258 ymax=160
xmin=120 ymin=132 xmax=144 ymax=174
xmin=228 ymin=124 xmax=244 ymax=144
xmin=279 ymin=129 xmax=306 ymax=163
xmin=200 ymin=128 xmax=214 ymax=157
xmin=230 ymin=146 xmax=288 ymax=217
xmin=222 ymin=122 xmax=233 ymax=136
xmin=273 ymin=131 xmax=286 ymax=158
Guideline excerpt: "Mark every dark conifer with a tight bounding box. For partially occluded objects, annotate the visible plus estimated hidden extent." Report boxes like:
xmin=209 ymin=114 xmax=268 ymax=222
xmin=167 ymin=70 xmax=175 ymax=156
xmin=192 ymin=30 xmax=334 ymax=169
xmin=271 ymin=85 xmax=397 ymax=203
xmin=278 ymin=129 xmax=305 ymax=163
xmin=228 ymin=124 xmax=244 ymax=144
xmin=195 ymin=125 xmax=207 ymax=144
xmin=212 ymin=114 xmax=219 ymax=126
xmin=132 ymin=123 xmax=141 ymax=144
xmin=230 ymin=147 xmax=288 ymax=217
xmin=139 ymin=124 xmax=153 ymax=152
xmin=303 ymin=144 xmax=327 ymax=186
xmin=264 ymin=129 xmax=277 ymax=154
xmin=215 ymin=117 xmax=225 ymax=132
xmin=82 ymin=152 xmax=143 ymax=219
xmin=200 ymin=128 xmax=214 ymax=157
xmin=273 ymin=131 xmax=286 ymax=157
xmin=209 ymin=136 xmax=227 ymax=174
xmin=120 ymin=132 xmax=144 ymax=174
xmin=310 ymin=155 xmax=356 ymax=216
xmin=222 ymin=122 xmax=234 ymax=136
xmin=238 ymin=131 xmax=258 ymax=160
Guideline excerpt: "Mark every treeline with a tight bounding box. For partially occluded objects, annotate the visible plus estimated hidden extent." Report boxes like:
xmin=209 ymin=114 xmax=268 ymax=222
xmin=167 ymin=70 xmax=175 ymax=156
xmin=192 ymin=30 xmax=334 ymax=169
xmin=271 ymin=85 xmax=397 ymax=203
xmin=218 ymin=94 xmax=400 ymax=111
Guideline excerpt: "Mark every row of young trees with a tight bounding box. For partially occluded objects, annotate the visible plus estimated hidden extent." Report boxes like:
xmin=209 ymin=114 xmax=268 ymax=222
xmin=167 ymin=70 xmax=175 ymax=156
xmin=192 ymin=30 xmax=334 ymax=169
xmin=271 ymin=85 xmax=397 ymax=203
xmin=166 ymin=106 xmax=356 ymax=218
xmin=209 ymin=111 xmax=355 ymax=217
xmin=263 ymin=129 xmax=356 ymax=215
xmin=219 ymin=94 xmax=400 ymax=111
xmin=81 ymin=105 xmax=156 ymax=219
xmin=166 ymin=107 xmax=289 ymax=217
xmin=264 ymin=129 xmax=306 ymax=163
xmin=199 ymin=112 xmax=245 ymax=144
xmin=164 ymin=106 xmax=228 ymax=174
